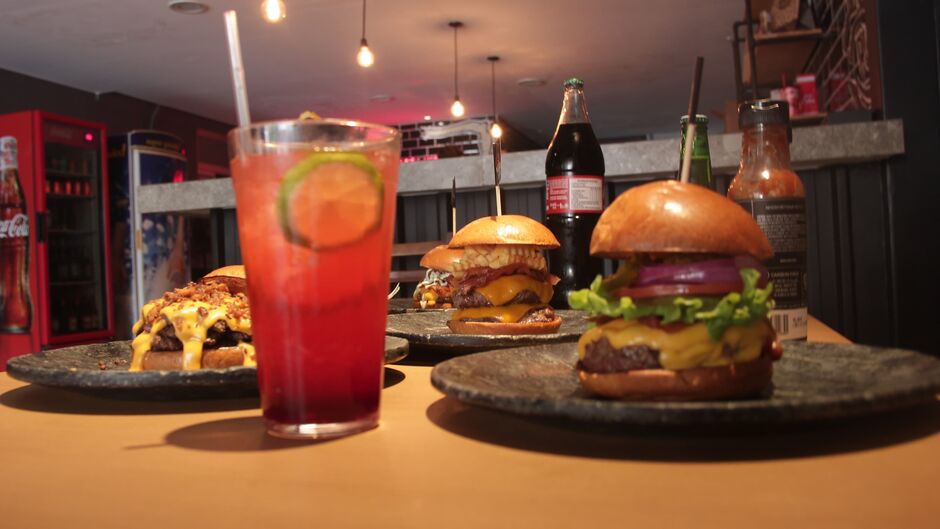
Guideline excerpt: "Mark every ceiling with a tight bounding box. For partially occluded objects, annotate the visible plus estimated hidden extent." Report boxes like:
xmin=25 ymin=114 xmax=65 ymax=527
xmin=0 ymin=0 xmax=744 ymax=144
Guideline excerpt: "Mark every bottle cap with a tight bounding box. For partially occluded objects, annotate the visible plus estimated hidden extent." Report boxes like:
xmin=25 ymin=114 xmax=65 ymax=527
xmin=738 ymin=99 xmax=790 ymax=129
xmin=680 ymin=114 xmax=709 ymax=125
xmin=564 ymin=78 xmax=584 ymax=88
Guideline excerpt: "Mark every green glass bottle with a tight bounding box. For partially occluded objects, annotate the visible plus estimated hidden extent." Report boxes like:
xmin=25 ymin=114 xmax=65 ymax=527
xmin=679 ymin=114 xmax=714 ymax=189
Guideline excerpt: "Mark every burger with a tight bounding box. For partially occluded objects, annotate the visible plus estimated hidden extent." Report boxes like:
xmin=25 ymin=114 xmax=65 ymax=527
xmin=568 ymin=181 xmax=780 ymax=400
xmin=447 ymin=215 xmax=562 ymax=335
xmin=129 ymin=265 xmax=254 ymax=371
xmin=412 ymin=245 xmax=463 ymax=309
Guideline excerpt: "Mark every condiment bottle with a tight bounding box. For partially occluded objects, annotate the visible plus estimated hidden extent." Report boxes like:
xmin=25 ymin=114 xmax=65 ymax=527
xmin=728 ymin=99 xmax=807 ymax=341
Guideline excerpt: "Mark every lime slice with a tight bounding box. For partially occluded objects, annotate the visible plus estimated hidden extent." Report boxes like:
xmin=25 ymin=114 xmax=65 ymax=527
xmin=277 ymin=152 xmax=384 ymax=250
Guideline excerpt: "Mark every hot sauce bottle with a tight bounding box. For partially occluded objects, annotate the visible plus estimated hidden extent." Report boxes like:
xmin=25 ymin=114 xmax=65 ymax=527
xmin=728 ymin=100 xmax=807 ymax=341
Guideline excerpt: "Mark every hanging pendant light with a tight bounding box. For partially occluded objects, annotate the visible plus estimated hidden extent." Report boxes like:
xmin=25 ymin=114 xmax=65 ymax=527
xmin=357 ymin=0 xmax=374 ymax=67
xmin=449 ymin=21 xmax=465 ymax=118
xmin=487 ymin=56 xmax=502 ymax=138
xmin=261 ymin=0 xmax=286 ymax=23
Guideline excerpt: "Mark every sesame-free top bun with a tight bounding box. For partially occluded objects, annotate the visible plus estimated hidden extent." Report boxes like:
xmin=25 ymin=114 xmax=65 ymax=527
xmin=419 ymin=245 xmax=464 ymax=272
xmin=449 ymin=215 xmax=560 ymax=249
xmin=200 ymin=265 xmax=248 ymax=296
xmin=590 ymin=180 xmax=773 ymax=260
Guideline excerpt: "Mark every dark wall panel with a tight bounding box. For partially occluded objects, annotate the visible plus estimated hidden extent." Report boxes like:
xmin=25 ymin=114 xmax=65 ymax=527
xmin=0 ymin=67 xmax=232 ymax=181
xmin=877 ymin=0 xmax=940 ymax=353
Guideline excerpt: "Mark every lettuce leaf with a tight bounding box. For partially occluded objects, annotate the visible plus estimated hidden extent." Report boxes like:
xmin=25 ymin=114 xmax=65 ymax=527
xmin=568 ymin=268 xmax=774 ymax=341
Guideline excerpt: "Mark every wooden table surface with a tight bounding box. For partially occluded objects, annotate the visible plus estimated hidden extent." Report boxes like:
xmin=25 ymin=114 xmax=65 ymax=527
xmin=1 ymin=317 xmax=937 ymax=529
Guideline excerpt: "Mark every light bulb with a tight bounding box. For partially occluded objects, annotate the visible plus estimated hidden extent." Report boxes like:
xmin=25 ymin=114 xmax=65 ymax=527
xmin=490 ymin=122 xmax=503 ymax=139
xmin=261 ymin=0 xmax=286 ymax=23
xmin=357 ymin=40 xmax=374 ymax=67
xmin=450 ymin=98 xmax=465 ymax=118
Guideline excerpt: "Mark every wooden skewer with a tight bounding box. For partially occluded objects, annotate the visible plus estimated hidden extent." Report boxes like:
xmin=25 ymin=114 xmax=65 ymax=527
xmin=493 ymin=138 xmax=503 ymax=215
xmin=680 ymin=57 xmax=704 ymax=185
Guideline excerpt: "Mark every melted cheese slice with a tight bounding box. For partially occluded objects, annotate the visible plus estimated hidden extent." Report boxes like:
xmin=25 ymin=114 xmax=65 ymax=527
xmin=130 ymin=301 xmax=252 ymax=371
xmin=474 ymin=275 xmax=553 ymax=306
xmin=577 ymin=319 xmax=770 ymax=370
xmin=452 ymin=304 xmax=539 ymax=323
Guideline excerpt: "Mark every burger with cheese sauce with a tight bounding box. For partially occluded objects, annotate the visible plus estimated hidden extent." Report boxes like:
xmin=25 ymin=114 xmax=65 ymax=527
xmin=129 ymin=265 xmax=254 ymax=371
xmin=568 ymin=181 xmax=781 ymax=400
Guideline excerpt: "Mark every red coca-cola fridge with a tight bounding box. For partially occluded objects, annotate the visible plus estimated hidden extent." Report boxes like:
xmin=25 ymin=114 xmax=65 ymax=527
xmin=0 ymin=111 xmax=113 ymax=369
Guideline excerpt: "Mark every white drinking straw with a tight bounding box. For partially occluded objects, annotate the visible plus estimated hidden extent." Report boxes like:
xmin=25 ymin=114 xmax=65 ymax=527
xmin=224 ymin=10 xmax=252 ymax=127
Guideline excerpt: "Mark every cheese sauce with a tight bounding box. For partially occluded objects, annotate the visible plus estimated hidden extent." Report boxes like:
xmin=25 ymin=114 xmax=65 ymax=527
xmin=130 ymin=301 xmax=252 ymax=371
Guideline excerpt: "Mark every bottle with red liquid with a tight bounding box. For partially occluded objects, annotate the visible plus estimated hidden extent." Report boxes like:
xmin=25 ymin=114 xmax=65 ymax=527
xmin=0 ymin=136 xmax=32 ymax=333
xmin=727 ymin=100 xmax=807 ymax=341
xmin=545 ymin=78 xmax=605 ymax=308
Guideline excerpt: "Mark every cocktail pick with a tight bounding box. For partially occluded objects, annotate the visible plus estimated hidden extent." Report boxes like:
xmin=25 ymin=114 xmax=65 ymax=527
xmin=679 ymin=56 xmax=704 ymax=184
xmin=493 ymin=138 xmax=503 ymax=216
xmin=450 ymin=176 xmax=457 ymax=238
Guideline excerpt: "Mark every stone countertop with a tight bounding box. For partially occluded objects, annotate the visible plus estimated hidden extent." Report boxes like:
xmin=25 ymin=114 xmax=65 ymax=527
xmin=137 ymin=120 xmax=904 ymax=213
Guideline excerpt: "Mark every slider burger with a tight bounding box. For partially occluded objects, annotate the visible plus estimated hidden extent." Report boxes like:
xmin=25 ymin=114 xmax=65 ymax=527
xmin=447 ymin=215 xmax=562 ymax=335
xmin=129 ymin=265 xmax=254 ymax=371
xmin=569 ymin=181 xmax=780 ymax=400
xmin=413 ymin=245 xmax=463 ymax=309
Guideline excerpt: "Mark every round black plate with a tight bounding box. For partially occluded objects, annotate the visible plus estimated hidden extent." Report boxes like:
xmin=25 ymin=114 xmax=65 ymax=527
xmin=386 ymin=310 xmax=588 ymax=353
xmin=6 ymin=336 xmax=409 ymax=399
xmin=431 ymin=341 xmax=940 ymax=426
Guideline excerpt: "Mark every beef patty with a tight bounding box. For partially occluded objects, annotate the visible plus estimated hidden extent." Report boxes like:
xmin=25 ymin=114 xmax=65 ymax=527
xmin=452 ymin=289 xmax=544 ymax=308
xmin=578 ymin=336 xmax=662 ymax=373
xmin=149 ymin=319 xmax=251 ymax=352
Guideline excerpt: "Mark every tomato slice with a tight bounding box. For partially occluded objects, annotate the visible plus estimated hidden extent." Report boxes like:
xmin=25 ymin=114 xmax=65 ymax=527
xmin=614 ymin=281 xmax=742 ymax=299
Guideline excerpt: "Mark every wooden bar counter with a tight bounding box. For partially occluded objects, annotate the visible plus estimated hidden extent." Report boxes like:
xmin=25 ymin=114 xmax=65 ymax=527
xmin=1 ymin=317 xmax=937 ymax=529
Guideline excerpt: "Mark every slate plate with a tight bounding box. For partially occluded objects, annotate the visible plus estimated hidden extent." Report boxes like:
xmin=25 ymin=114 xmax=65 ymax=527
xmin=386 ymin=310 xmax=588 ymax=353
xmin=431 ymin=341 xmax=940 ymax=426
xmin=6 ymin=336 xmax=409 ymax=400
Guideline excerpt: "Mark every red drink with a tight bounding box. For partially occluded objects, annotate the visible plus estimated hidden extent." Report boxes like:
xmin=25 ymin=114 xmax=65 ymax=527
xmin=228 ymin=120 xmax=400 ymax=438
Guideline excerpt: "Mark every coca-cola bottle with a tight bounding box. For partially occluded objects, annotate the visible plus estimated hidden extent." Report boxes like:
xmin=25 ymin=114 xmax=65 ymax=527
xmin=545 ymin=78 xmax=605 ymax=308
xmin=0 ymin=136 xmax=32 ymax=333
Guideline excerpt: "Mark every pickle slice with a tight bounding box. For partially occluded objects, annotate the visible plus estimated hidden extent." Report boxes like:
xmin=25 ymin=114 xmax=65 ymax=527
xmin=276 ymin=153 xmax=383 ymax=250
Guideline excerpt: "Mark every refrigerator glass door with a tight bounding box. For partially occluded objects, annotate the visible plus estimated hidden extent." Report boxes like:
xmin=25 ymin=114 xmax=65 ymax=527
xmin=132 ymin=149 xmax=189 ymax=306
xmin=43 ymin=122 xmax=108 ymax=339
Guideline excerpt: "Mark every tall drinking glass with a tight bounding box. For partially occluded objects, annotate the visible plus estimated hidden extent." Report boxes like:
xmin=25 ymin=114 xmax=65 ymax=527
xmin=228 ymin=119 xmax=400 ymax=439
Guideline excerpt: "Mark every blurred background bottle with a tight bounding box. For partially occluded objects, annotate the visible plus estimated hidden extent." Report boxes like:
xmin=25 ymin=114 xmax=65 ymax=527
xmin=0 ymin=136 xmax=32 ymax=333
xmin=728 ymin=100 xmax=807 ymax=341
xmin=679 ymin=114 xmax=714 ymax=189
xmin=544 ymin=78 xmax=605 ymax=308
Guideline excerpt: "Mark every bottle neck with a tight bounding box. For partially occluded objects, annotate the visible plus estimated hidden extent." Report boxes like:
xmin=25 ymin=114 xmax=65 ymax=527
xmin=740 ymin=124 xmax=791 ymax=172
xmin=557 ymin=87 xmax=591 ymax=125
xmin=680 ymin=122 xmax=711 ymax=158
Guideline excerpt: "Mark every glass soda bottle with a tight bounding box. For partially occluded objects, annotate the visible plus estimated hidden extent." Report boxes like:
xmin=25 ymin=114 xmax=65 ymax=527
xmin=544 ymin=78 xmax=605 ymax=308
xmin=728 ymin=100 xmax=807 ymax=341
xmin=0 ymin=136 xmax=32 ymax=333
xmin=679 ymin=114 xmax=714 ymax=189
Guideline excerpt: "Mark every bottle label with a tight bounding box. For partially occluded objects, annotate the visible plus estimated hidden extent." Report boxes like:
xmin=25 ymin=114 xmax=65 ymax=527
xmin=546 ymin=175 xmax=603 ymax=214
xmin=736 ymin=197 xmax=808 ymax=340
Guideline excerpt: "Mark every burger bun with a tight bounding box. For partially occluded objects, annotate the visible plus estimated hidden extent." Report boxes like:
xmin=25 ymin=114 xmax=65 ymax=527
xmin=200 ymin=265 xmax=248 ymax=296
xmin=578 ymin=356 xmax=772 ymax=401
xmin=590 ymin=180 xmax=773 ymax=260
xmin=139 ymin=346 xmax=250 ymax=370
xmin=449 ymin=215 xmax=560 ymax=249
xmin=447 ymin=317 xmax=561 ymax=335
